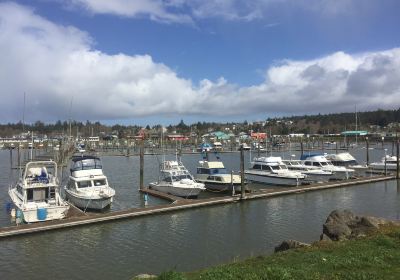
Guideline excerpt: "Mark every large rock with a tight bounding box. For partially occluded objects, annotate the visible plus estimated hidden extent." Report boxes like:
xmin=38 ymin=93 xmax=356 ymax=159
xmin=322 ymin=210 xmax=396 ymax=241
xmin=274 ymin=239 xmax=310 ymax=253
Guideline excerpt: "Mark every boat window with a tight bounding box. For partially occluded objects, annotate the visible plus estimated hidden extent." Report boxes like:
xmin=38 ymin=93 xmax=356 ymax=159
xmin=77 ymin=181 xmax=92 ymax=188
xmin=304 ymin=161 xmax=311 ymax=166
xmin=321 ymin=162 xmax=328 ymax=166
xmin=197 ymin=168 xmax=210 ymax=174
xmin=215 ymin=177 xmax=222 ymax=182
xmin=164 ymin=177 xmax=172 ymax=182
xmin=207 ymin=176 xmax=214 ymax=180
xmin=270 ymin=166 xmax=280 ymax=170
xmin=67 ymin=180 xmax=75 ymax=190
xmin=27 ymin=189 xmax=33 ymax=201
xmin=17 ymin=184 xmax=23 ymax=195
xmin=313 ymin=162 xmax=320 ymax=167
xmin=253 ymin=164 xmax=262 ymax=170
xmin=279 ymin=165 xmax=288 ymax=170
xmin=94 ymin=179 xmax=106 ymax=186
xmin=33 ymin=189 xmax=46 ymax=201
xmin=177 ymin=174 xmax=191 ymax=180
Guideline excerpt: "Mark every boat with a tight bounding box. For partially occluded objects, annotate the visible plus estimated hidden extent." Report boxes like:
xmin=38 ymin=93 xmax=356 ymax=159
xmin=283 ymin=159 xmax=333 ymax=183
xmin=195 ymin=160 xmax=243 ymax=192
xmin=325 ymin=152 xmax=368 ymax=174
xmin=239 ymin=143 xmax=251 ymax=150
xmin=245 ymin=156 xmax=306 ymax=186
xmin=64 ymin=156 xmax=115 ymax=210
xmin=301 ymin=154 xmax=354 ymax=180
xmin=369 ymin=155 xmax=398 ymax=171
xmin=197 ymin=143 xmax=213 ymax=152
xmin=8 ymin=160 xmax=69 ymax=223
xmin=149 ymin=160 xmax=206 ymax=198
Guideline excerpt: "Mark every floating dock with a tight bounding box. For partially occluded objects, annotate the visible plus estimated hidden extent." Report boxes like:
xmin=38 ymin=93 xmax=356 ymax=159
xmin=0 ymin=175 xmax=395 ymax=238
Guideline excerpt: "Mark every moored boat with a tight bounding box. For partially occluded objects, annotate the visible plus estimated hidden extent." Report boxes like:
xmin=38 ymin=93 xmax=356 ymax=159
xmin=8 ymin=160 xmax=69 ymax=223
xmin=64 ymin=156 xmax=115 ymax=210
xmin=149 ymin=160 xmax=205 ymax=198
xmin=195 ymin=160 xmax=242 ymax=192
xmin=245 ymin=156 xmax=306 ymax=186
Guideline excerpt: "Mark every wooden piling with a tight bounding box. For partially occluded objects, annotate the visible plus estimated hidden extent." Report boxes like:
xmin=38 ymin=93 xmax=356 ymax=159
xmin=240 ymin=147 xmax=245 ymax=199
xmin=366 ymin=138 xmax=369 ymax=165
xmin=139 ymin=141 xmax=144 ymax=190
xmin=396 ymin=139 xmax=399 ymax=180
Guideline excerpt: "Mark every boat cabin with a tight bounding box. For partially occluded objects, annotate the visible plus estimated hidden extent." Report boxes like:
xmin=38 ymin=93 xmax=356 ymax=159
xmin=197 ymin=161 xmax=228 ymax=175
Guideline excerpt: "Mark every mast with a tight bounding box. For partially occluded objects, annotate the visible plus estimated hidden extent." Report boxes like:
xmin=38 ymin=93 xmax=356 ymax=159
xmin=355 ymin=105 xmax=358 ymax=146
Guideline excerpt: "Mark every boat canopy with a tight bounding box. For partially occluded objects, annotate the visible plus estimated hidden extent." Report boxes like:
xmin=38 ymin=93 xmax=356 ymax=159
xmin=70 ymin=156 xmax=102 ymax=172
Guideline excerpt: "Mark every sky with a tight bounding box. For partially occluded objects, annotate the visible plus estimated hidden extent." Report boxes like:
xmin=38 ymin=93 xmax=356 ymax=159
xmin=0 ymin=0 xmax=400 ymax=125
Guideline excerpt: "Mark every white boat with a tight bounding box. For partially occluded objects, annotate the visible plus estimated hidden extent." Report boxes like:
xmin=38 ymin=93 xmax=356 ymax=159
xmin=283 ymin=160 xmax=333 ymax=183
xmin=369 ymin=155 xmax=398 ymax=171
xmin=149 ymin=160 xmax=205 ymax=198
xmin=64 ymin=156 xmax=115 ymax=210
xmin=245 ymin=156 xmax=306 ymax=186
xmin=195 ymin=160 xmax=243 ymax=192
xmin=301 ymin=155 xmax=354 ymax=180
xmin=325 ymin=152 xmax=368 ymax=174
xmin=8 ymin=160 xmax=69 ymax=223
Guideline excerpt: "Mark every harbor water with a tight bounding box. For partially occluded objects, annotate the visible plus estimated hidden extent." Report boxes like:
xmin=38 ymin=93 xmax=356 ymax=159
xmin=1 ymin=145 xmax=400 ymax=279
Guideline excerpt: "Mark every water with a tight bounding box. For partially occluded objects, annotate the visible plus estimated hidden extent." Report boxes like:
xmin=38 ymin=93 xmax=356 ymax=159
xmin=0 ymin=145 xmax=399 ymax=280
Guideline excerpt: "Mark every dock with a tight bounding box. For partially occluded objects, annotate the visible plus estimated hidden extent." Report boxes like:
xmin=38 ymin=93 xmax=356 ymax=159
xmin=0 ymin=175 xmax=395 ymax=239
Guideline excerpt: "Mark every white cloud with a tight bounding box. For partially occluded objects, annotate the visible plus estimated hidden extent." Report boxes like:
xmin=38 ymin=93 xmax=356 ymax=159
xmin=66 ymin=0 xmax=366 ymax=24
xmin=0 ymin=2 xmax=400 ymax=123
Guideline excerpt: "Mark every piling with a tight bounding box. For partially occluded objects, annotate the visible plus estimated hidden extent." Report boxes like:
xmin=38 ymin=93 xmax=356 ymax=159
xmin=240 ymin=147 xmax=245 ymax=199
xmin=366 ymin=138 xmax=369 ymax=165
xmin=9 ymin=148 xmax=12 ymax=169
xmin=397 ymin=139 xmax=399 ymax=179
xmin=139 ymin=141 xmax=144 ymax=190
xmin=231 ymin=170 xmax=235 ymax=196
xmin=300 ymin=142 xmax=304 ymax=156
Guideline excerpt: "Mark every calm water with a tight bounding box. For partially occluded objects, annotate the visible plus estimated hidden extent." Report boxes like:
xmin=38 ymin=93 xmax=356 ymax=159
xmin=0 ymin=145 xmax=399 ymax=280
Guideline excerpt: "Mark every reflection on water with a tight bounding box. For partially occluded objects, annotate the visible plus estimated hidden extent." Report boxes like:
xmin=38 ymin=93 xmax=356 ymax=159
xmin=0 ymin=147 xmax=400 ymax=279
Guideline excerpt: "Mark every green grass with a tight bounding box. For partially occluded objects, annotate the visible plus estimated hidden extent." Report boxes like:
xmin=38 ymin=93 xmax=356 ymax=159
xmin=154 ymin=225 xmax=400 ymax=280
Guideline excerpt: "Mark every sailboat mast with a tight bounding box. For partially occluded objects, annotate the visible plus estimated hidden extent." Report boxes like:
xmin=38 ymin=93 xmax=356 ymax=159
xmin=355 ymin=105 xmax=358 ymax=146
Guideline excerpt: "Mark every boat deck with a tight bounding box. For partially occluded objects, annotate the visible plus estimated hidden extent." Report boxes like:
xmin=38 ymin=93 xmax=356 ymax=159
xmin=0 ymin=175 xmax=395 ymax=238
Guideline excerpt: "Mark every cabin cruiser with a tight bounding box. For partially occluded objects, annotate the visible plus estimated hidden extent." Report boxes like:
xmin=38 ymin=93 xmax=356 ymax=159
xmin=325 ymin=152 xmax=368 ymax=174
xmin=149 ymin=160 xmax=205 ymax=198
xmin=195 ymin=160 xmax=243 ymax=192
xmin=301 ymin=155 xmax=354 ymax=180
xmin=283 ymin=160 xmax=333 ymax=183
xmin=8 ymin=160 xmax=69 ymax=223
xmin=245 ymin=156 xmax=306 ymax=186
xmin=64 ymin=156 xmax=115 ymax=210
xmin=369 ymin=155 xmax=398 ymax=171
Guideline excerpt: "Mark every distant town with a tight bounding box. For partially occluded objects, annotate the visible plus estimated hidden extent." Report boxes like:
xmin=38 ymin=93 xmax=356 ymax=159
xmin=1 ymin=108 xmax=400 ymax=149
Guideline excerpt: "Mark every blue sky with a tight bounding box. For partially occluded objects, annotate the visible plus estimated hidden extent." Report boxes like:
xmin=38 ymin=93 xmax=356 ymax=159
xmin=1 ymin=0 xmax=400 ymax=125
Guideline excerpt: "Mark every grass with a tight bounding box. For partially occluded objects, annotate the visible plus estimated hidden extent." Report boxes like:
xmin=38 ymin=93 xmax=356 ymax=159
xmin=151 ymin=225 xmax=400 ymax=280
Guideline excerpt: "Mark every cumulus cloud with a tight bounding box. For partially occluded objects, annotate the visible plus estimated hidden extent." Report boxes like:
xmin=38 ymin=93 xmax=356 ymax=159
xmin=0 ymin=2 xmax=400 ymax=123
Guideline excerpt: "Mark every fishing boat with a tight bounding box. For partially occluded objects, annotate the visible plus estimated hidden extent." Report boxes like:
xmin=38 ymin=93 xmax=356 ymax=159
xmin=283 ymin=159 xmax=333 ymax=183
xmin=245 ymin=156 xmax=306 ymax=186
xmin=64 ymin=156 xmax=115 ymax=210
xmin=301 ymin=154 xmax=354 ymax=180
xmin=195 ymin=160 xmax=243 ymax=192
xmin=8 ymin=160 xmax=69 ymax=223
xmin=149 ymin=160 xmax=205 ymax=198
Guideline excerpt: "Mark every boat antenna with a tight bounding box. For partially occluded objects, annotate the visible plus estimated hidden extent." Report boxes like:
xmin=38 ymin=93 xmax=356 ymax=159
xmin=22 ymin=92 xmax=26 ymax=134
xmin=69 ymin=97 xmax=73 ymax=142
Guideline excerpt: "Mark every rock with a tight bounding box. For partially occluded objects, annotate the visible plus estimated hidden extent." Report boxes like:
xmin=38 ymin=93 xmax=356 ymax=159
xmin=134 ymin=274 xmax=157 ymax=279
xmin=322 ymin=210 xmax=398 ymax=241
xmin=319 ymin=233 xmax=332 ymax=242
xmin=274 ymin=239 xmax=310 ymax=253
xmin=323 ymin=220 xmax=352 ymax=241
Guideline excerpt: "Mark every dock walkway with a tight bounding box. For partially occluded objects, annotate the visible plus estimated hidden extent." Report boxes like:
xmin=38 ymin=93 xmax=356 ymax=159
xmin=0 ymin=175 xmax=394 ymax=238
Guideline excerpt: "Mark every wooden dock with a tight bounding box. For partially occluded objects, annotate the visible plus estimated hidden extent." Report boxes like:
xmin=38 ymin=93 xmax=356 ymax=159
xmin=0 ymin=175 xmax=395 ymax=238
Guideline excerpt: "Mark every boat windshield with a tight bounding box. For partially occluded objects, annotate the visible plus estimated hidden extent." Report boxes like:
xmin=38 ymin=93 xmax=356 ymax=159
xmin=71 ymin=158 xmax=102 ymax=171
xmin=320 ymin=162 xmax=329 ymax=166
xmin=77 ymin=180 xmax=92 ymax=188
xmin=279 ymin=165 xmax=288 ymax=170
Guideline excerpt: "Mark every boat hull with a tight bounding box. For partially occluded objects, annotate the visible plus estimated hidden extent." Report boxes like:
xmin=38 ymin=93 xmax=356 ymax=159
xmin=199 ymin=181 xmax=242 ymax=192
xmin=15 ymin=205 xmax=69 ymax=223
xmin=245 ymin=171 xmax=304 ymax=186
xmin=65 ymin=190 xmax=113 ymax=210
xmin=149 ymin=183 xmax=202 ymax=198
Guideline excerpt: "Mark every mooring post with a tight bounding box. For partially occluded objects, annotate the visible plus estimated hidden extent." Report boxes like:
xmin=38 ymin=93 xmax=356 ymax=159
xmin=335 ymin=141 xmax=338 ymax=154
xmin=17 ymin=144 xmax=20 ymax=168
xmin=240 ymin=147 xmax=245 ymax=199
xmin=366 ymin=137 xmax=369 ymax=165
xmin=140 ymin=141 xmax=144 ymax=190
xmin=384 ymin=156 xmax=387 ymax=176
xmin=9 ymin=147 xmax=13 ymax=169
xmin=300 ymin=141 xmax=304 ymax=156
xmin=231 ymin=170 xmax=235 ymax=196
xmin=396 ymin=138 xmax=399 ymax=179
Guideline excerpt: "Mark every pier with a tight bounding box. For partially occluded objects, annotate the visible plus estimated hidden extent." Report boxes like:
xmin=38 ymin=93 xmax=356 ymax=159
xmin=0 ymin=175 xmax=394 ymax=238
